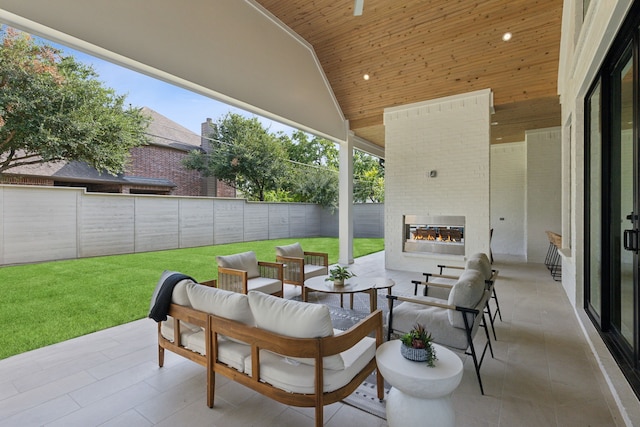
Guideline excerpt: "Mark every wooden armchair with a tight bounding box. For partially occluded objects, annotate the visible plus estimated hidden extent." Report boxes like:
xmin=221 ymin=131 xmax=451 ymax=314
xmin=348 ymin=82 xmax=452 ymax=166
xmin=216 ymin=251 xmax=283 ymax=297
xmin=275 ymin=242 xmax=328 ymax=291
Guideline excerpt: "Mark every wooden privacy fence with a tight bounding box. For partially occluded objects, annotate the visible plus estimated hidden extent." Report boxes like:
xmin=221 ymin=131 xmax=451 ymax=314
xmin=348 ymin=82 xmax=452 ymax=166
xmin=0 ymin=185 xmax=384 ymax=266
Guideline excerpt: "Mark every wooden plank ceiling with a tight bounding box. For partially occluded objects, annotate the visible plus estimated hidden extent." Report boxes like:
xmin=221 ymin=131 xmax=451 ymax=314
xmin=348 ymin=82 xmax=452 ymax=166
xmin=255 ymin=0 xmax=563 ymax=147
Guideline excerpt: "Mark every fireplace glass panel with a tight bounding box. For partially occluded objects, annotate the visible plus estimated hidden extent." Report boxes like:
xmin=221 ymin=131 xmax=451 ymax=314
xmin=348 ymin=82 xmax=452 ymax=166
xmin=404 ymin=215 xmax=465 ymax=255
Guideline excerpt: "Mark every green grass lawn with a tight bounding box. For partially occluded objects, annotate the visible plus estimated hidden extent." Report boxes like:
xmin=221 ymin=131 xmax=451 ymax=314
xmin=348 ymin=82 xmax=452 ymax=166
xmin=0 ymin=237 xmax=383 ymax=360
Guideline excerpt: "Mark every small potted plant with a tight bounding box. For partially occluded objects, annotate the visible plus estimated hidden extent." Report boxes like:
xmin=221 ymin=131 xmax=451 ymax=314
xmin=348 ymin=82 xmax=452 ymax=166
xmin=400 ymin=323 xmax=437 ymax=367
xmin=325 ymin=265 xmax=356 ymax=286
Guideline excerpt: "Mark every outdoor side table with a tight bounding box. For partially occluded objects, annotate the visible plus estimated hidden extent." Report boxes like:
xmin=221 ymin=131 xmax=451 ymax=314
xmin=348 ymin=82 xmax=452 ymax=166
xmin=375 ymin=340 xmax=463 ymax=427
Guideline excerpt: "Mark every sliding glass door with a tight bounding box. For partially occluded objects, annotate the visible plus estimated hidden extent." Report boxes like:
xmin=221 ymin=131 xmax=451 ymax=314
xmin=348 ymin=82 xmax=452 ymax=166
xmin=585 ymin=8 xmax=640 ymax=396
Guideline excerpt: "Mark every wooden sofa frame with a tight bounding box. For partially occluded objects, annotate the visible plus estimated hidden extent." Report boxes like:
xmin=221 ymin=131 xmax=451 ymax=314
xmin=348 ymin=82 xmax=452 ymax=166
xmin=157 ymin=287 xmax=383 ymax=427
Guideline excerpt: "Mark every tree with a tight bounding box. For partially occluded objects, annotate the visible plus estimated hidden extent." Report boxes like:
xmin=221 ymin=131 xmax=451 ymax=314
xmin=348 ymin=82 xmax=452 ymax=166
xmin=0 ymin=28 xmax=150 ymax=174
xmin=353 ymin=150 xmax=385 ymax=203
xmin=278 ymin=130 xmax=339 ymax=209
xmin=281 ymin=130 xmax=338 ymax=168
xmin=184 ymin=113 xmax=288 ymax=201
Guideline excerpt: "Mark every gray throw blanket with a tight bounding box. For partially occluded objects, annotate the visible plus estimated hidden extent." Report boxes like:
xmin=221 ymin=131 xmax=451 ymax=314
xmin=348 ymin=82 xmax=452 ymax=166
xmin=148 ymin=270 xmax=195 ymax=322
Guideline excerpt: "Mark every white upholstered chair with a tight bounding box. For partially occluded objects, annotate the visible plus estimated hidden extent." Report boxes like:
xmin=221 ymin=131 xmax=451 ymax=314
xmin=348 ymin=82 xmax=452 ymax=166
xmin=387 ymin=269 xmax=494 ymax=394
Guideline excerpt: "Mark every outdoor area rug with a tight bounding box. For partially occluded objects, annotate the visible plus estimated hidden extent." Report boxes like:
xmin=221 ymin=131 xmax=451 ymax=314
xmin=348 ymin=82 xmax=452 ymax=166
xmin=342 ymin=371 xmax=389 ymax=420
xmin=292 ymin=292 xmax=391 ymax=419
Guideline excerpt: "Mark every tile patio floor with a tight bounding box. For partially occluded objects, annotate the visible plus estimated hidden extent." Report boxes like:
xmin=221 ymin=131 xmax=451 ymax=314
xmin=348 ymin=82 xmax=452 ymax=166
xmin=0 ymin=252 xmax=627 ymax=426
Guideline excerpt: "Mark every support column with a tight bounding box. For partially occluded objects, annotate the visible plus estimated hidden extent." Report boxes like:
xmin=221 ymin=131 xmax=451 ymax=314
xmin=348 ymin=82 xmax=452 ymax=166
xmin=339 ymin=135 xmax=354 ymax=265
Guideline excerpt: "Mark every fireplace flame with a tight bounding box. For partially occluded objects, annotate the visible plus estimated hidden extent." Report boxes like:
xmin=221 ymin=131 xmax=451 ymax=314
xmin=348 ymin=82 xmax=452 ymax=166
xmin=412 ymin=231 xmax=458 ymax=242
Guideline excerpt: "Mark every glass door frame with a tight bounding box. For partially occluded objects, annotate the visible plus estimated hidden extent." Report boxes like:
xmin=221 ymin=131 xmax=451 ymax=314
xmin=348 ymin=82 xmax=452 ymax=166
xmin=584 ymin=1 xmax=640 ymax=397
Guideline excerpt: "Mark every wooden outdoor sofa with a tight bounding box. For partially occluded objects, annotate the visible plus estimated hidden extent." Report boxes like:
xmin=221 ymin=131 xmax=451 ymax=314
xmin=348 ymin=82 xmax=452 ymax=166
xmin=151 ymin=272 xmax=384 ymax=427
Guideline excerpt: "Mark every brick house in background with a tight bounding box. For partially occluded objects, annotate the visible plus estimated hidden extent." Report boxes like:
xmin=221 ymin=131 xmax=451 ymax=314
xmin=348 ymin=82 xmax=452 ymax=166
xmin=0 ymin=107 xmax=235 ymax=197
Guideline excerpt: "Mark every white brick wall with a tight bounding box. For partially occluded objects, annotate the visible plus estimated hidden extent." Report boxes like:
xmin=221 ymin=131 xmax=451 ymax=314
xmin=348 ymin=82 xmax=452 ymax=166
xmin=525 ymin=128 xmax=562 ymax=262
xmin=384 ymin=89 xmax=492 ymax=273
xmin=491 ymin=142 xmax=526 ymax=257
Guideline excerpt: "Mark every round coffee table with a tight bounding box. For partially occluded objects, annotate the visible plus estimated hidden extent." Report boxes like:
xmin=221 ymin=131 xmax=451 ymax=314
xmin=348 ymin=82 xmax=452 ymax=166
xmin=376 ymin=340 xmax=463 ymax=427
xmin=303 ymin=275 xmax=392 ymax=312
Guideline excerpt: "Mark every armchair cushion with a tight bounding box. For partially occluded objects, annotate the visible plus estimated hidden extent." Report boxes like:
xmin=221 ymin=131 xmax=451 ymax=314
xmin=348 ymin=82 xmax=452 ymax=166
xmin=275 ymin=242 xmax=304 ymax=258
xmin=466 ymin=253 xmax=492 ymax=280
xmin=248 ymin=291 xmax=344 ymax=370
xmin=447 ymin=270 xmax=485 ymax=328
xmin=216 ymin=251 xmax=260 ymax=279
xmin=392 ymin=297 xmax=469 ymax=349
xmin=247 ymin=277 xmax=283 ymax=295
xmin=304 ymin=264 xmax=327 ymax=280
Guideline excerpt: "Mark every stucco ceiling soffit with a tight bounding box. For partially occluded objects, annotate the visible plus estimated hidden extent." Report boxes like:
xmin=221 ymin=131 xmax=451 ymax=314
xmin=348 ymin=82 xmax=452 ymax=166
xmin=0 ymin=0 xmax=348 ymax=142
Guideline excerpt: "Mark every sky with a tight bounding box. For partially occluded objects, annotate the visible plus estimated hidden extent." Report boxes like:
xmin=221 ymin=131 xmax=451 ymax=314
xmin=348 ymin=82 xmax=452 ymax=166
xmin=47 ymin=40 xmax=296 ymax=138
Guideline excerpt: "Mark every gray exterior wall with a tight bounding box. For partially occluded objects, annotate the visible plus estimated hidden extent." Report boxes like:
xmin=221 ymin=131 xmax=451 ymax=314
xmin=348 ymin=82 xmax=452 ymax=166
xmin=0 ymin=185 xmax=384 ymax=266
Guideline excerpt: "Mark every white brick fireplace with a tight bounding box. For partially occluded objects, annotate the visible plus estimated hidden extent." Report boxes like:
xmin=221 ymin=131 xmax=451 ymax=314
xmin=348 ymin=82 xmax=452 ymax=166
xmin=384 ymin=89 xmax=492 ymax=273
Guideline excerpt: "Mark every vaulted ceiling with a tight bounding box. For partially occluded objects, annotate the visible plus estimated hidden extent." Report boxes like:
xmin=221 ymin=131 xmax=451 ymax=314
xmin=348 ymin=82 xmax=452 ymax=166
xmin=0 ymin=0 xmax=562 ymax=150
xmin=255 ymin=0 xmax=563 ymax=146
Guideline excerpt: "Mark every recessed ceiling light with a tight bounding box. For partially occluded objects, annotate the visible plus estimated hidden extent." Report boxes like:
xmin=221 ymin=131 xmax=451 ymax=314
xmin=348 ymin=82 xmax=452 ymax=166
xmin=496 ymin=137 xmax=503 ymax=140
xmin=491 ymin=121 xmax=499 ymax=125
xmin=502 ymin=32 xmax=512 ymax=42
xmin=363 ymin=74 xmax=370 ymax=80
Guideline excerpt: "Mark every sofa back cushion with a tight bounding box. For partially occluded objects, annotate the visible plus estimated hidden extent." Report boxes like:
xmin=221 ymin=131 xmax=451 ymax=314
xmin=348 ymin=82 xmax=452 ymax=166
xmin=447 ymin=269 xmax=485 ymax=328
xmin=186 ymin=282 xmax=255 ymax=325
xmin=275 ymin=242 xmax=304 ymax=258
xmin=216 ymin=251 xmax=260 ymax=279
xmin=247 ymin=291 xmax=345 ymax=370
xmin=172 ymin=279 xmax=194 ymax=306
xmin=466 ymin=255 xmax=492 ymax=281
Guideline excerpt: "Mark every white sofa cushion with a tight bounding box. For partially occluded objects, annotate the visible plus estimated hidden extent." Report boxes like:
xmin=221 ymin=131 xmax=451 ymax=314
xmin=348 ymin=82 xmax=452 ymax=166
xmin=172 ymin=279 xmax=194 ymax=307
xmin=247 ymin=291 xmax=344 ymax=370
xmin=243 ymin=334 xmax=376 ymax=394
xmin=447 ymin=269 xmax=485 ymax=328
xmin=275 ymin=242 xmax=304 ymax=258
xmin=159 ymin=278 xmax=202 ymax=331
xmin=186 ymin=331 xmax=251 ymax=372
xmin=216 ymin=251 xmax=260 ymax=279
xmin=160 ymin=318 xmax=201 ymax=343
xmin=186 ymin=282 xmax=254 ymax=325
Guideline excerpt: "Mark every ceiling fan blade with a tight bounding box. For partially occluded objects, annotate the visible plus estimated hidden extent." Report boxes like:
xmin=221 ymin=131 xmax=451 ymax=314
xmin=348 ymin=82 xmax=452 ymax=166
xmin=354 ymin=0 xmax=364 ymax=16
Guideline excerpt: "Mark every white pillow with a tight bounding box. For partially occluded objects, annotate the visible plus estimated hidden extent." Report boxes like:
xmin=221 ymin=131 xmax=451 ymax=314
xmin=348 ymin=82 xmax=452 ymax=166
xmin=466 ymin=257 xmax=492 ymax=281
xmin=447 ymin=270 xmax=485 ymax=328
xmin=247 ymin=291 xmax=344 ymax=370
xmin=216 ymin=251 xmax=260 ymax=279
xmin=275 ymin=242 xmax=304 ymax=258
xmin=186 ymin=282 xmax=254 ymax=325
xmin=171 ymin=279 xmax=194 ymax=307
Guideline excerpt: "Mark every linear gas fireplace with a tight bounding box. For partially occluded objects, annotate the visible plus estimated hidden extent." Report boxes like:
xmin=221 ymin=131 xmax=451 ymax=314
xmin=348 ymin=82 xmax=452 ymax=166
xmin=403 ymin=215 xmax=465 ymax=255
